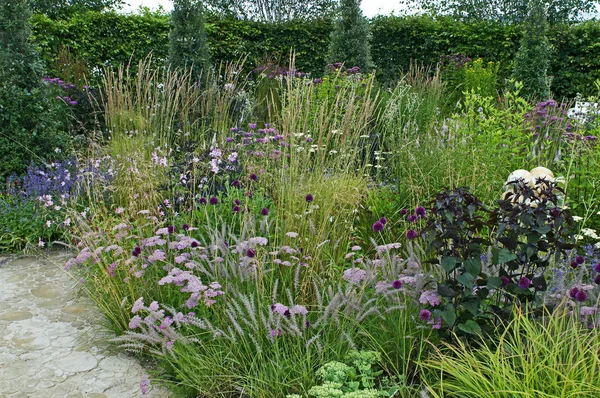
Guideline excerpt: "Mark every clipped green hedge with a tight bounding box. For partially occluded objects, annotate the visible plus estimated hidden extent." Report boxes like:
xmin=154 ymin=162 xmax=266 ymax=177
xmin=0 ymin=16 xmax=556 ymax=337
xmin=30 ymin=12 xmax=600 ymax=98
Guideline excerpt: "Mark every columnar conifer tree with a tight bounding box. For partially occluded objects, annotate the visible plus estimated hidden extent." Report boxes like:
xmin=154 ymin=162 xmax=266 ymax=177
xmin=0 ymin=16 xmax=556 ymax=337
xmin=168 ymin=0 xmax=212 ymax=79
xmin=327 ymin=0 xmax=373 ymax=72
xmin=0 ymin=0 xmax=42 ymax=90
xmin=511 ymin=0 xmax=553 ymax=99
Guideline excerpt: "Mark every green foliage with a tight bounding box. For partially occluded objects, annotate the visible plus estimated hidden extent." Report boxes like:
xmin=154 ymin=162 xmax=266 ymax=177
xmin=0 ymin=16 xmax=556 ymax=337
xmin=0 ymin=83 xmax=71 ymax=182
xmin=28 ymin=0 xmax=123 ymax=18
xmin=327 ymin=0 xmax=372 ymax=71
xmin=0 ymin=0 xmax=43 ymax=90
xmin=169 ymin=0 xmax=211 ymax=78
xmin=401 ymin=0 xmax=599 ymax=24
xmin=203 ymin=0 xmax=339 ymax=22
xmin=512 ymin=0 xmax=553 ymax=100
xmin=28 ymin=12 xmax=600 ymax=98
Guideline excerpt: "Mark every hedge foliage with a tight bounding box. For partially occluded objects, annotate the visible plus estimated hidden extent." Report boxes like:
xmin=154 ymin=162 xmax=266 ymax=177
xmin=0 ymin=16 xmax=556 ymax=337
xmin=31 ymin=12 xmax=600 ymax=98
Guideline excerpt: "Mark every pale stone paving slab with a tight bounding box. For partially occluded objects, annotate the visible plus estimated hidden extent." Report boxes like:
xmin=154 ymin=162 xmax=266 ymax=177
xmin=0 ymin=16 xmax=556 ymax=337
xmin=0 ymin=254 xmax=169 ymax=398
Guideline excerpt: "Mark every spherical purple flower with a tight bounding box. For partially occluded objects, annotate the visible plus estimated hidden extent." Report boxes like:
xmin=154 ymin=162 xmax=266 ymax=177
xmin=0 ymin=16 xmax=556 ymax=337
xmin=231 ymin=180 xmax=241 ymax=188
xmin=132 ymin=246 xmax=141 ymax=257
xmin=406 ymin=229 xmax=418 ymax=240
xmin=198 ymin=197 xmax=207 ymax=205
xmin=500 ymin=275 xmax=510 ymax=287
xmin=246 ymin=249 xmax=256 ymax=258
xmin=209 ymin=196 xmax=219 ymax=205
xmin=576 ymin=255 xmax=585 ymax=265
xmin=232 ymin=205 xmax=241 ymax=213
xmin=594 ymin=275 xmax=600 ymax=285
xmin=407 ymin=214 xmax=418 ymax=223
xmin=400 ymin=209 xmax=407 ymax=215
xmin=415 ymin=206 xmax=427 ymax=218
xmin=518 ymin=276 xmax=531 ymax=289
xmin=419 ymin=309 xmax=432 ymax=321
xmin=392 ymin=280 xmax=402 ymax=289
xmin=249 ymin=173 xmax=258 ymax=181
xmin=305 ymin=194 xmax=314 ymax=203
xmin=569 ymin=287 xmax=579 ymax=298
xmin=372 ymin=221 xmax=385 ymax=232
xmin=571 ymin=261 xmax=579 ymax=269
xmin=576 ymin=290 xmax=588 ymax=302
xmin=191 ymin=241 xmax=199 ymax=248
xmin=234 ymin=199 xmax=241 ymax=205
xmin=167 ymin=225 xmax=175 ymax=234
xmin=260 ymin=207 xmax=269 ymax=216
xmin=182 ymin=223 xmax=190 ymax=231
xmin=594 ymin=263 xmax=600 ymax=273
xmin=379 ymin=217 xmax=387 ymax=225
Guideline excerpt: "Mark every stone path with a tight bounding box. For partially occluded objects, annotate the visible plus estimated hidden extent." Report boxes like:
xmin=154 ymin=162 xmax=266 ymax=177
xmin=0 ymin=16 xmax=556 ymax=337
xmin=0 ymin=253 xmax=169 ymax=398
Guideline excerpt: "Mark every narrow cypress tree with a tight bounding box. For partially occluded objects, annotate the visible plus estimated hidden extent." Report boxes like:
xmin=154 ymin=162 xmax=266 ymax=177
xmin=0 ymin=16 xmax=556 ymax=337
xmin=327 ymin=0 xmax=373 ymax=72
xmin=0 ymin=0 xmax=42 ymax=90
xmin=511 ymin=0 xmax=553 ymax=99
xmin=168 ymin=0 xmax=211 ymax=79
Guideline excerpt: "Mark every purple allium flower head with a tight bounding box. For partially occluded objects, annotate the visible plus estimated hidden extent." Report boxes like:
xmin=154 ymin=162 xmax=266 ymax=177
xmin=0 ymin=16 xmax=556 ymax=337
xmin=260 ymin=207 xmax=269 ymax=216
xmin=594 ymin=263 xmax=600 ymax=273
xmin=167 ymin=225 xmax=175 ymax=234
xmin=231 ymin=180 xmax=241 ymax=188
xmin=246 ymin=249 xmax=256 ymax=258
xmin=132 ymin=246 xmax=141 ymax=257
xmin=518 ymin=276 xmax=531 ymax=289
xmin=249 ymin=173 xmax=258 ymax=181
xmin=372 ymin=221 xmax=385 ymax=232
xmin=400 ymin=209 xmax=407 ymax=215
xmin=576 ymin=290 xmax=588 ymax=302
xmin=500 ymin=275 xmax=510 ymax=287
xmin=576 ymin=255 xmax=585 ymax=264
xmin=209 ymin=196 xmax=218 ymax=205
xmin=569 ymin=287 xmax=580 ymax=298
xmin=234 ymin=199 xmax=241 ymax=205
xmin=392 ymin=280 xmax=402 ymax=289
xmin=406 ymin=229 xmax=418 ymax=240
xmin=305 ymin=193 xmax=314 ymax=203
xmin=232 ymin=205 xmax=241 ymax=213
xmin=182 ymin=223 xmax=190 ymax=231
xmin=198 ymin=197 xmax=207 ymax=205
xmin=407 ymin=214 xmax=418 ymax=223
xmin=191 ymin=241 xmax=199 ymax=248
xmin=379 ymin=217 xmax=387 ymax=225
xmin=419 ymin=309 xmax=432 ymax=321
xmin=571 ymin=261 xmax=579 ymax=269
xmin=415 ymin=206 xmax=427 ymax=218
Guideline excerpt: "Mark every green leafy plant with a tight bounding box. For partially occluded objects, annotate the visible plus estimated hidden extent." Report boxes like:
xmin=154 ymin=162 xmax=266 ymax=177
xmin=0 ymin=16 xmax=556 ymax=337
xmin=422 ymin=180 xmax=577 ymax=340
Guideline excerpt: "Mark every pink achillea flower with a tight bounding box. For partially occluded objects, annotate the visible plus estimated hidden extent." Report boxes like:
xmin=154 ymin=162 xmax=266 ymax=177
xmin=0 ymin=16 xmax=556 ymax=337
xmin=132 ymin=297 xmax=144 ymax=313
xmin=419 ymin=290 xmax=440 ymax=306
xmin=343 ymin=268 xmax=366 ymax=284
xmin=291 ymin=305 xmax=308 ymax=315
xmin=129 ymin=315 xmax=143 ymax=329
xmin=140 ymin=374 xmax=150 ymax=395
xmin=271 ymin=303 xmax=289 ymax=316
xmin=581 ymin=306 xmax=596 ymax=317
